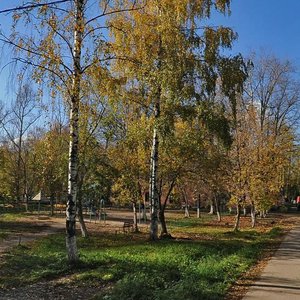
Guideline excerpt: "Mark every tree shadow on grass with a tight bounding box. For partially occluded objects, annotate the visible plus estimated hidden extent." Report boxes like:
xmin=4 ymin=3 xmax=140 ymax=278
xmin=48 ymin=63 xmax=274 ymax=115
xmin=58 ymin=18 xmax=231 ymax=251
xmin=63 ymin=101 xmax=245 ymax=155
xmin=0 ymin=230 xmax=274 ymax=300
xmin=0 ymin=221 xmax=51 ymax=233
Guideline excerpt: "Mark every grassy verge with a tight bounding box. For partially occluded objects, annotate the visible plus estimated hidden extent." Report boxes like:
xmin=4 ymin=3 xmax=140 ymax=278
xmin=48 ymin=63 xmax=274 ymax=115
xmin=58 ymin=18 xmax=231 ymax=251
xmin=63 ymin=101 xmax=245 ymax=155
xmin=0 ymin=222 xmax=284 ymax=300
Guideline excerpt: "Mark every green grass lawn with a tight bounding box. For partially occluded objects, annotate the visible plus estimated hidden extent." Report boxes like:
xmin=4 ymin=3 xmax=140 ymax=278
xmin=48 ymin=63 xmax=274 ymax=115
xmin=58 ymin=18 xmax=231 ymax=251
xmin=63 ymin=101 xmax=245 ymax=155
xmin=0 ymin=220 xmax=284 ymax=300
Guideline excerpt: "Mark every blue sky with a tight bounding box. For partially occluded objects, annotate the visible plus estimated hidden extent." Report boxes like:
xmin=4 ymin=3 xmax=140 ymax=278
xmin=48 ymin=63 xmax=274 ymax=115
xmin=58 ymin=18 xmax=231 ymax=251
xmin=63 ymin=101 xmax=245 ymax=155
xmin=1 ymin=0 xmax=300 ymax=102
xmin=214 ymin=0 xmax=300 ymax=63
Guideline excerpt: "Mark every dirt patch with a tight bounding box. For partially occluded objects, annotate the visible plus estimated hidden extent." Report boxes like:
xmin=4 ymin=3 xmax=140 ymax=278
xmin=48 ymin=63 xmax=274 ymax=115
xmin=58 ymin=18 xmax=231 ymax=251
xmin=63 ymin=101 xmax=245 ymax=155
xmin=0 ymin=276 xmax=108 ymax=300
xmin=0 ymin=216 xmax=65 ymax=256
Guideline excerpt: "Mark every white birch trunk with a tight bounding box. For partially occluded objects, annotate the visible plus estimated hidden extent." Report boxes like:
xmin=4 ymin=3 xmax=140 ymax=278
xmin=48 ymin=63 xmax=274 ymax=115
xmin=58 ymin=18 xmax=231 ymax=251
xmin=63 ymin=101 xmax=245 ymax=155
xmin=133 ymin=202 xmax=138 ymax=232
xmin=149 ymin=97 xmax=160 ymax=240
xmin=149 ymin=126 xmax=159 ymax=240
xmin=184 ymin=206 xmax=190 ymax=218
xmin=66 ymin=0 xmax=84 ymax=264
xmin=197 ymin=195 xmax=200 ymax=218
xmin=251 ymin=204 xmax=256 ymax=228
xmin=214 ymin=196 xmax=221 ymax=222
xmin=183 ymin=190 xmax=190 ymax=218
xmin=234 ymin=203 xmax=241 ymax=231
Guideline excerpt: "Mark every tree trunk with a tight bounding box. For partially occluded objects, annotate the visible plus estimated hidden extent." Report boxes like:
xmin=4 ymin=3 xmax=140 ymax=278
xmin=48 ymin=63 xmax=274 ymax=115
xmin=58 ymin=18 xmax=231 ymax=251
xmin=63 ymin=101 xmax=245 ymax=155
xmin=149 ymin=100 xmax=160 ymax=241
xmin=66 ymin=96 xmax=79 ymax=262
xmin=197 ymin=195 xmax=200 ymax=218
xmin=16 ymin=122 xmax=23 ymax=204
xmin=77 ymin=196 xmax=88 ymax=237
xmin=76 ymin=167 xmax=88 ymax=238
xmin=142 ymin=197 xmax=147 ymax=222
xmin=259 ymin=210 xmax=267 ymax=218
xmin=184 ymin=205 xmax=190 ymax=218
xmin=158 ymin=179 xmax=176 ymax=239
xmin=234 ymin=203 xmax=241 ymax=231
xmin=183 ymin=189 xmax=190 ymax=218
xmin=214 ymin=195 xmax=221 ymax=222
xmin=159 ymin=209 xmax=170 ymax=238
xmin=133 ymin=202 xmax=138 ymax=232
xmin=66 ymin=0 xmax=85 ymax=264
xmin=208 ymin=201 xmax=214 ymax=214
xmin=251 ymin=203 xmax=256 ymax=228
xmin=23 ymin=165 xmax=28 ymax=211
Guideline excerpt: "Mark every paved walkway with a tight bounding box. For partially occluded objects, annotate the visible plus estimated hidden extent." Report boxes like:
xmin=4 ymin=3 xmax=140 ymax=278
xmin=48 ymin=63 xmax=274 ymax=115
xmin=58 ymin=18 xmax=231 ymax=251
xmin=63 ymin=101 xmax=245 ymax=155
xmin=243 ymin=226 xmax=300 ymax=299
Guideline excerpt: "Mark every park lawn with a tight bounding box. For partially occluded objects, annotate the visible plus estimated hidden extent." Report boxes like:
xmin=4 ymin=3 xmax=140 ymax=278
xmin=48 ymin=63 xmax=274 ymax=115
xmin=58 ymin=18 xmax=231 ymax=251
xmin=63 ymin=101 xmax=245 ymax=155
xmin=0 ymin=218 xmax=285 ymax=300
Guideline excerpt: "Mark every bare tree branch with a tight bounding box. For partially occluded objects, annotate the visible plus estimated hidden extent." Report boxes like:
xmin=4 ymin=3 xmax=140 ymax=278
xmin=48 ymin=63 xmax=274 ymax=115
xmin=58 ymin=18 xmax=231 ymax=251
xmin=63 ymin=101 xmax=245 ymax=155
xmin=0 ymin=0 xmax=71 ymax=14
xmin=85 ymin=2 xmax=146 ymax=26
xmin=0 ymin=34 xmax=73 ymax=75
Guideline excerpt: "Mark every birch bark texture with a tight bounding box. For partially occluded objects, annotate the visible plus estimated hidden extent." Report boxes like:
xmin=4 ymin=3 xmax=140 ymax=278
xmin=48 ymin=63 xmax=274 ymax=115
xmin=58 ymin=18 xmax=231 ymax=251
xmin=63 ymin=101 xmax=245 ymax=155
xmin=149 ymin=100 xmax=160 ymax=240
xmin=66 ymin=0 xmax=85 ymax=263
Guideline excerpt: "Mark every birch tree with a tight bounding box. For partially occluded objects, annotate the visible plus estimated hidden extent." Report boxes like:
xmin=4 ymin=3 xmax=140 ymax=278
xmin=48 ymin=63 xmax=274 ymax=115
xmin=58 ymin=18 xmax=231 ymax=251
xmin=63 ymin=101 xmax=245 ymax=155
xmin=110 ymin=0 xmax=246 ymax=240
xmin=0 ymin=0 xmax=145 ymax=263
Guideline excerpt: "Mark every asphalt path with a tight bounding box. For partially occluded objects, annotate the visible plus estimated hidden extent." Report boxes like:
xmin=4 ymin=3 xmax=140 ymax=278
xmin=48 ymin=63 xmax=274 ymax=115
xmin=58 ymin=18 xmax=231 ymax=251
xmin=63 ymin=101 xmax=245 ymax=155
xmin=243 ymin=226 xmax=300 ymax=299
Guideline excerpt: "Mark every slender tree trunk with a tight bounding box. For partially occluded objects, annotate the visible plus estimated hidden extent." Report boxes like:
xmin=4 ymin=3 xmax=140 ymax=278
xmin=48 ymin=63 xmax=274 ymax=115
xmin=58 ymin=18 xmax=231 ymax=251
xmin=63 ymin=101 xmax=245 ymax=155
xmin=143 ymin=196 xmax=147 ymax=222
xmin=214 ymin=195 xmax=221 ymax=222
xmin=158 ymin=180 xmax=175 ymax=238
xmin=234 ymin=203 xmax=241 ymax=231
xmin=197 ymin=194 xmax=200 ymax=218
xmin=133 ymin=202 xmax=138 ymax=232
xmin=16 ymin=123 xmax=23 ymax=204
xmin=259 ymin=210 xmax=267 ymax=218
xmin=184 ymin=205 xmax=190 ymax=218
xmin=159 ymin=209 xmax=169 ymax=237
xmin=23 ymin=162 xmax=28 ymax=211
xmin=184 ymin=191 xmax=190 ymax=218
xmin=158 ymin=194 xmax=166 ymax=236
xmin=208 ymin=201 xmax=214 ymax=214
xmin=251 ymin=203 xmax=256 ymax=228
xmin=66 ymin=96 xmax=80 ymax=262
xmin=66 ymin=0 xmax=84 ymax=264
xmin=77 ymin=169 xmax=88 ymax=238
xmin=77 ymin=195 xmax=88 ymax=237
xmin=149 ymin=100 xmax=160 ymax=241
xmin=50 ymin=194 xmax=54 ymax=216
xmin=149 ymin=35 xmax=163 ymax=241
